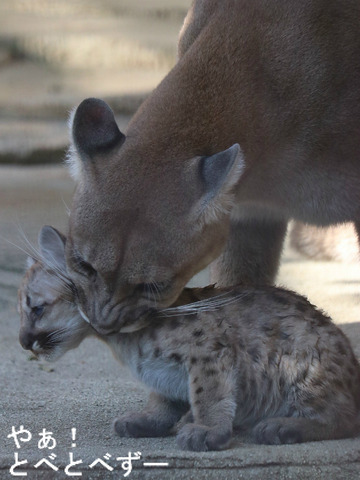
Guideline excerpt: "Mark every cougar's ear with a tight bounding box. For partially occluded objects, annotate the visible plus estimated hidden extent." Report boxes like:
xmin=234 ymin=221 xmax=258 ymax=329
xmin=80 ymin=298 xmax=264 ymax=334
xmin=67 ymin=98 xmax=125 ymax=181
xmin=72 ymin=98 xmax=125 ymax=157
xmin=38 ymin=226 xmax=67 ymax=274
xmin=193 ymin=144 xmax=246 ymax=225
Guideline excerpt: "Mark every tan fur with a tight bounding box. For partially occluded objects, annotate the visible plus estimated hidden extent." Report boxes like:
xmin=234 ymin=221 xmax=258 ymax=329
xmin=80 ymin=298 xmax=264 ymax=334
xmin=66 ymin=0 xmax=360 ymax=333
xmin=18 ymin=238 xmax=360 ymax=451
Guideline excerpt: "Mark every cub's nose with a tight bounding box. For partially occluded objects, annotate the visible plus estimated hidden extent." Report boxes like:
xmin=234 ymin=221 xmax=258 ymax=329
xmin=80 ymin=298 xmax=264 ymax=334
xmin=19 ymin=330 xmax=35 ymax=350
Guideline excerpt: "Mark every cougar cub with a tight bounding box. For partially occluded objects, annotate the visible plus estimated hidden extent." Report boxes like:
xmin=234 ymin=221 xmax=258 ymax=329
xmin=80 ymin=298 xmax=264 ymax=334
xmin=18 ymin=226 xmax=360 ymax=451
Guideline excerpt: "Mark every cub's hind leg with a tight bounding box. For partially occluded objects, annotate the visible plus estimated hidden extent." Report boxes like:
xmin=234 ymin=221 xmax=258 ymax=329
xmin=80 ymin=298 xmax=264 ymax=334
xmin=253 ymin=417 xmax=357 ymax=445
xmin=210 ymin=217 xmax=287 ymax=287
xmin=114 ymin=392 xmax=188 ymax=438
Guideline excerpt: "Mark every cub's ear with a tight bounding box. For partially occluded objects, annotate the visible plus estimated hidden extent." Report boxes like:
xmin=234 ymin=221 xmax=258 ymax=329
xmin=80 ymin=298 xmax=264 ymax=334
xmin=193 ymin=144 xmax=246 ymax=225
xmin=71 ymin=98 xmax=125 ymax=159
xmin=38 ymin=226 xmax=67 ymax=274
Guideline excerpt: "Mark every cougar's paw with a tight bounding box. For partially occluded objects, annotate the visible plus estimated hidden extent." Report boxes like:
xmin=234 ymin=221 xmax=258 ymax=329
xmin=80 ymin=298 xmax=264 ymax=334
xmin=253 ymin=418 xmax=303 ymax=445
xmin=176 ymin=423 xmax=231 ymax=451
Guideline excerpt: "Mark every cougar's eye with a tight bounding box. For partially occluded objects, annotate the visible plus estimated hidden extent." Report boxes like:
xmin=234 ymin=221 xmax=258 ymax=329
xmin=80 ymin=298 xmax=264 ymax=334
xmin=136 ymin=283 xmax=152 ymax=293
xmin=73 ymin=253 xmax=97 ymax=278
xmin=136 ymin=281 xmax=169 ymax=298
xmin=32 ymin=305 xmax=45 ymax=318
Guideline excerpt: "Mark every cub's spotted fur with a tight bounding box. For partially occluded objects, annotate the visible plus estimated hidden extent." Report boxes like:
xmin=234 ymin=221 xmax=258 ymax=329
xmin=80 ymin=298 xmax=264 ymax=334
xmin=18 ymin=226 xmax=360 ymax=451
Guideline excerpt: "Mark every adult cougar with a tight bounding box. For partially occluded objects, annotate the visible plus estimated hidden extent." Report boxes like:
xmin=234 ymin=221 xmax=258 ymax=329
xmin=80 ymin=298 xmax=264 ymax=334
xmin=66 ymin=0 xmax=360 ymax=334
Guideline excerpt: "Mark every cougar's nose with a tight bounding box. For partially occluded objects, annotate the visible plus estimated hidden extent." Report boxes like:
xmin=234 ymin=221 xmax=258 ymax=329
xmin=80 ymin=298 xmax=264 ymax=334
xmin=19 ymin=330 xmax=35 ymax=350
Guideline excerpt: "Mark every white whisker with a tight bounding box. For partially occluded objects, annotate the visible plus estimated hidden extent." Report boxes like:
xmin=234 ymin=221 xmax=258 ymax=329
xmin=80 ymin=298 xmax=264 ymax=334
xmin=61 ymin=196 xmax=71 ymax=217
xmin=3 ymin=224 xmax=74 ymax=298
xmin=153 ymin=282 xmax=163 ymax=303
xmin=38 ymin=257 xmax=73 ymax=294
xmin=46 ymin=322 xmax=85 ymax=343
xmin=15 ymin=222 xmax=43 ymax=260
xmin=0 ymin=234 xmax=40 ymax=261
xmin=11 ymin=222 xmax=72 ymax=291
xmin=149 ymin=281 xmax=162 ymax=308
xmin=160 ymin=291 xmax=243 ymax=317
xmin=47 ymin=328 xmax=68 ymax=341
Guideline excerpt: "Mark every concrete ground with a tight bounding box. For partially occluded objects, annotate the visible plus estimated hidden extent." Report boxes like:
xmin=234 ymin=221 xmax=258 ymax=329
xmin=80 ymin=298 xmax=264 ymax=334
xmin=1 ymin=1 xmax=360 ymax=479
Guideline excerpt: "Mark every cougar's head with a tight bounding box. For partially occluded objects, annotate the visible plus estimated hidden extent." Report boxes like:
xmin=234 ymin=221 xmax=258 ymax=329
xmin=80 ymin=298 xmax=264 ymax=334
xmin=66 ymin=98 xmax=246 ymax=334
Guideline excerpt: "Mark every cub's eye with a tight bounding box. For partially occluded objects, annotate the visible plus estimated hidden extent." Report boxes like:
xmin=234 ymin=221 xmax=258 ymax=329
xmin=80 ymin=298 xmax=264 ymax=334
xmin=73 ymin=254 xmax=97 ymax=278
xmin=32 ymin=305 xmax=45 ymax=318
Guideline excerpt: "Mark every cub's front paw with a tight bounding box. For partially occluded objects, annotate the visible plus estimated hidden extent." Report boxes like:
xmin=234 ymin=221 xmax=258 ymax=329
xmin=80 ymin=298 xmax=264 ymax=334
xmin=176 ymin=423 xmax=231 ymax=451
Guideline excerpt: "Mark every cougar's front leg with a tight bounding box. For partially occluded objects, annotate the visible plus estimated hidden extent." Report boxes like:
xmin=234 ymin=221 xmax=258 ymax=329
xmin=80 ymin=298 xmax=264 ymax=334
xmin=211 ymin=217 xmax=288 ymax=287
xmin=354 ymin=221 xmax=360 ymax=256
xmin=176 ymin=358 xmax=236 ymax=451
xmin=114 ymin=392 xmax=188 ymax=438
